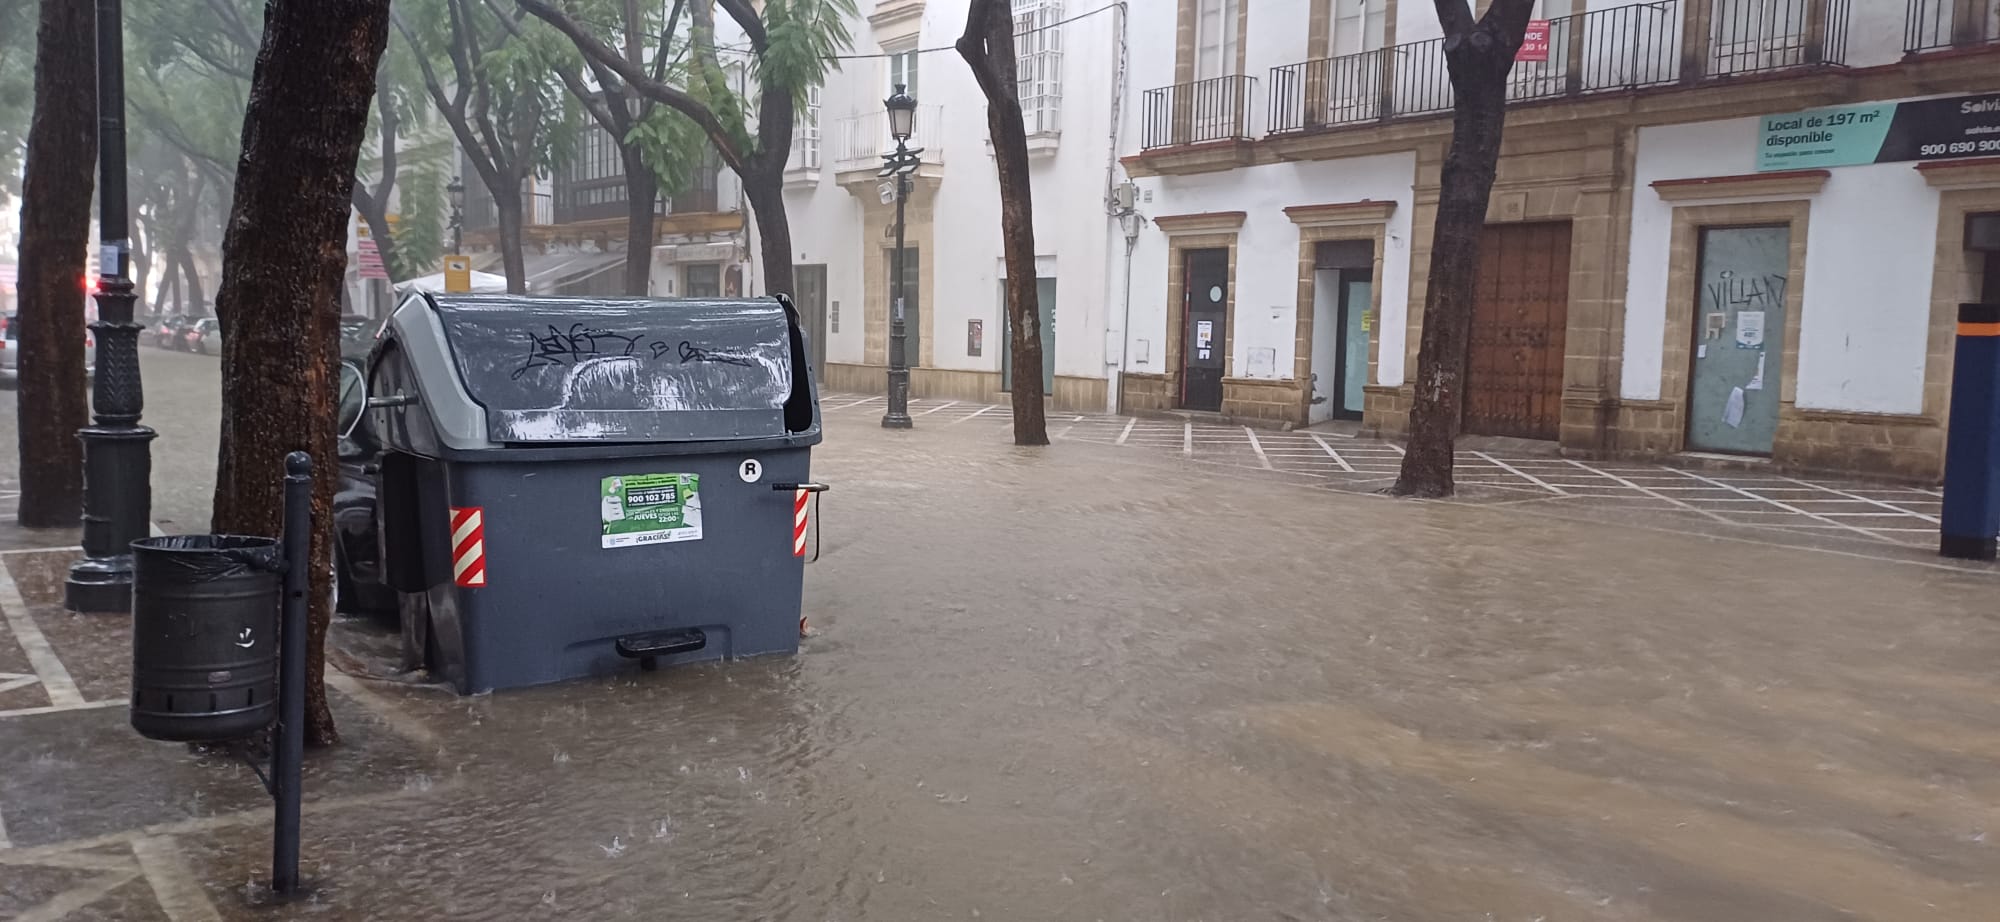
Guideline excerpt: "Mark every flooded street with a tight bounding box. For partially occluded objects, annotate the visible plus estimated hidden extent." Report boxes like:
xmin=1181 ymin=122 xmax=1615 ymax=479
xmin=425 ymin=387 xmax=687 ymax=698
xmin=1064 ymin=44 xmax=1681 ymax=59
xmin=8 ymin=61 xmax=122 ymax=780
xmin=4 ymin=354 xmax=2000 ymax=919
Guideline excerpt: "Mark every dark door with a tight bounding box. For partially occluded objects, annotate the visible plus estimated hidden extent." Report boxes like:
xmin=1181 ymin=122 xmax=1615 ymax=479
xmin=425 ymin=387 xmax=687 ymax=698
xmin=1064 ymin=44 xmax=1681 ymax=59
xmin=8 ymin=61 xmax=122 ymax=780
xmin=1181 ymin=248 xmax=1227 ymax=412
xmin=1465 ymin=222 xmax=1570 ymax=440
xmin=1003 ymin=276 xmax=1057 ymax=394
xmin=794 ymin=264 xmax=828 ymax=382
xmin=887 ymin=247 xmax=920 ymax=365
xmin=1687 ymin=225 xmax=1788 ymax=455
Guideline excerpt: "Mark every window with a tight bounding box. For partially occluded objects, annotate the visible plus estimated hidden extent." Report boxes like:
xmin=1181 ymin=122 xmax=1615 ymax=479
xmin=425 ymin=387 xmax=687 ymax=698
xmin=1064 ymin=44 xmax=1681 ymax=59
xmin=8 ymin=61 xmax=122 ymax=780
xmin=1014 ymin=0 xmax=1063 ymax=135
xmin=1332 ymin=0 xmax=1386 ymax=57
xmin=791 ymin=84 xmax=822 ymax=171
xmin=1194 ymin=0 xmax=1239 ymax=80
xmin=684 ymin=263 xmax=721 ymax=297
xmin=888 ymin=46 xmax=920 ymax=99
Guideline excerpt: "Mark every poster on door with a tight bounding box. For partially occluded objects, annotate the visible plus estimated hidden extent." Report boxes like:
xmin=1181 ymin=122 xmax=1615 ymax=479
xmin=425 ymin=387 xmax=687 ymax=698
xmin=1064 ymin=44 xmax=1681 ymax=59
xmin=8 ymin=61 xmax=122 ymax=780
xmin=1195 ymin=319 xmax=1214 ymax=360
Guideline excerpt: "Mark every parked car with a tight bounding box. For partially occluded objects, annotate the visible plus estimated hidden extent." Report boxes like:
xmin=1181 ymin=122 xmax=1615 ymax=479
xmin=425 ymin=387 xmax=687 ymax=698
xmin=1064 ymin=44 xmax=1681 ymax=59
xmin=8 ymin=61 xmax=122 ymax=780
xmin=0 ymin=313 xmax=97 ymax=384
xmin=334 ymin=349 xmax=393 ymax=614
xmin=184 ymin=318 xmax=221 ymax=354
xmin=153 ymin=315 xmax=194 ymax=349
xmin=340 ymin=314 xmax=383 ymax=347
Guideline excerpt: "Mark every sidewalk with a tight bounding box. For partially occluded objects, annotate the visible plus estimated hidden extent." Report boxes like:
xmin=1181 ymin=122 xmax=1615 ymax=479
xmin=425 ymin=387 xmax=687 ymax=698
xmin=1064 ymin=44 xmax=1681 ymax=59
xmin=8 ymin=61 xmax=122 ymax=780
xmin=823 ymin=393 xmax=1964 ymax=566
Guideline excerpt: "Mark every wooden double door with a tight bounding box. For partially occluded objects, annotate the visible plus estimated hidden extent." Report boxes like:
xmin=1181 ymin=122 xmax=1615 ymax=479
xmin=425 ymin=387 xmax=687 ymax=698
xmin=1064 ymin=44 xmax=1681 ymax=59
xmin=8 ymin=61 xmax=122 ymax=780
xmin=1464 ymin=222 xmax=1571 ymax=441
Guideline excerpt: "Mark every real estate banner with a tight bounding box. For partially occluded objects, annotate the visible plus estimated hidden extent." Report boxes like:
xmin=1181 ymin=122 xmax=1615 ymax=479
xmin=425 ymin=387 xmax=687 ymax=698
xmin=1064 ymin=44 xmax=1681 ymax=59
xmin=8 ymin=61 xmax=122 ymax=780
xmin=1756 ymin=93 xmax=2000 ymax=172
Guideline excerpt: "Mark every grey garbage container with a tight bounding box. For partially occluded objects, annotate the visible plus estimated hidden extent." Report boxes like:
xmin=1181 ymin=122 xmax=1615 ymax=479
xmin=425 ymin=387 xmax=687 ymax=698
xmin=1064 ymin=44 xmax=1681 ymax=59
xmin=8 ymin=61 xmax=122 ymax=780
xmin=368 ymin=292 xmax=822 ymax=694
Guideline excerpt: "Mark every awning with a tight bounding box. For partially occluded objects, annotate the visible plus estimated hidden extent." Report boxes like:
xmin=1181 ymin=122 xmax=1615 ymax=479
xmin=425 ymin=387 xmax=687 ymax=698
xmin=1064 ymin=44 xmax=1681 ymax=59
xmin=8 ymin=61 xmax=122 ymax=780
xmin=468 ymin=252 xmax=626 ymax=293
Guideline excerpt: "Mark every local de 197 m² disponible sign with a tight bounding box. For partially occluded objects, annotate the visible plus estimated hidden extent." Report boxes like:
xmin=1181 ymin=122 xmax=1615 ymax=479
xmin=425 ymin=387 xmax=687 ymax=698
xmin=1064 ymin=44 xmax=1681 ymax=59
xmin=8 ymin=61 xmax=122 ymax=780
xmin=601 ymin=473 xmax=703 ymax=548
xmin=1757 ymin=93 xmax=2000 ymax=171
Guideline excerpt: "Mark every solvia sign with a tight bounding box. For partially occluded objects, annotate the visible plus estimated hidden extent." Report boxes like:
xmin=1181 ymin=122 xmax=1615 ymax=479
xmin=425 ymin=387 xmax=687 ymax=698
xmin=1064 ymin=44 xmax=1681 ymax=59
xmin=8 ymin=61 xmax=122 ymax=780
xmin=1756 ymin=93 xmax=2000 ymax=171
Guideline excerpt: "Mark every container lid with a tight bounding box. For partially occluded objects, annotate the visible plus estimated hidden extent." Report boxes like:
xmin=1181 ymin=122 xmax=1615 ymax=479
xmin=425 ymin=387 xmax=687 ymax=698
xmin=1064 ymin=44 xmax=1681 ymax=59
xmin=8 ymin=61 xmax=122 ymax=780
xmin=428 ymin=295 xmax=798 ymax=443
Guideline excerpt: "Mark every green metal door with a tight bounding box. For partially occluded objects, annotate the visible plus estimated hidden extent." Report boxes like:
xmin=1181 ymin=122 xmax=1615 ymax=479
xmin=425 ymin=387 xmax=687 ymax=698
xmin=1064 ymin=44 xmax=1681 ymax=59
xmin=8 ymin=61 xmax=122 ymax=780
xmin=1002 ymin=276 xmax=1056 ymax=394
xmin=1687 ymin=225 xmax=1788 ymax=455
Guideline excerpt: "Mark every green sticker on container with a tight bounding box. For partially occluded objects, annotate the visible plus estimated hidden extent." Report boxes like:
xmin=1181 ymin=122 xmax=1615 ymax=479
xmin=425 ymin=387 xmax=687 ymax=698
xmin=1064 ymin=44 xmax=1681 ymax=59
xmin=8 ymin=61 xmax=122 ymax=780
xmin=600 ymin=473 xmax=703 ymax=548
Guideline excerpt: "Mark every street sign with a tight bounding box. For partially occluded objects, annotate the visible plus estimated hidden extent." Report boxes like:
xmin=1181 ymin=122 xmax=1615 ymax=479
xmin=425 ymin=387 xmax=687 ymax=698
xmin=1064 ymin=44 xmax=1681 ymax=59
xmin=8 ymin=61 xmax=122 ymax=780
xmin=357 ymin=238 xmax=389 ymax=281
xmin=1756 ymin=93 xmax=2000 ymax=171
xmin=1517 ymin=21 xmax=1550 ymax=62
xmin=444 ymin=255 xmax=471 ymax=293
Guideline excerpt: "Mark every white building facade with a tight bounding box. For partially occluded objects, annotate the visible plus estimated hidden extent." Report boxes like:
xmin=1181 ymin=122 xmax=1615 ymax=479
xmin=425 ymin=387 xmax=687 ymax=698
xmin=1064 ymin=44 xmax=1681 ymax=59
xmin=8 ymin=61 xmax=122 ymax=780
xmin=1111 ymin=0 xmax=2000 ymax=481
xmin=770 ymin=0 xmax=1133 ymax=411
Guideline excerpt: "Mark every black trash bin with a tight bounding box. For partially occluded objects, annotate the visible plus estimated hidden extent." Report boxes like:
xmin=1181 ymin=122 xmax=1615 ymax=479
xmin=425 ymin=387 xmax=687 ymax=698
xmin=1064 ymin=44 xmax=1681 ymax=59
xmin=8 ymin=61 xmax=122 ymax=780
xmin=130 ymin=535 xmax=284 ymax=742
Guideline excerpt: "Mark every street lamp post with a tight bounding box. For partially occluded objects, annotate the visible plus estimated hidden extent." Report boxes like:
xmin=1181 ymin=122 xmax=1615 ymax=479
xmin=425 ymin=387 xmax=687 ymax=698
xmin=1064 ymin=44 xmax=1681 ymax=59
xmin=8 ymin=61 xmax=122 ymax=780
xmin=880 ymin=85 xmax=919 ymax=430
xmin=66 ymin=0 xmax=156 ymax=613
xmin=447 ymin=175 xmax=466 ymax=256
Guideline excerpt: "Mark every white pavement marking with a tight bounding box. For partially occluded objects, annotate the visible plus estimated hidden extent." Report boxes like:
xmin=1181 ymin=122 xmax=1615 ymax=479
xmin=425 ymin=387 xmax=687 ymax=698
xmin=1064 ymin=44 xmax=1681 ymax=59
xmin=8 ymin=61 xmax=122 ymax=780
xmin=1116 ymin=418 xmax=1136 ymax=445
xmin=131 ymin=836 xmax=223 ymax=922
xmin=917 ymin=401 xmax=958 ymax=416
xmin=1667 ymin=467 xmax=1887 ymax=541
xmin=149 ymin=521 xmax=165 ymax=538
xmin=13 ymin=871 xmax=140 ymax=922
xmin=1244 ymin=428 xmax=1273 ymax=470
xmin=829 ymin=396 xmax=878 ymax=410
xmin=1473 ymin=452 xmax=1566 ymax=495
xmin=0 ymin=699 xmax=124 ymax=719
xmin=1182 ymin=422 xmax=1193 ymax=456
xmin=326 ymin=671 xmax=440 ymax=747
xmin=1308 ymin=433 xmax=1355 ymax=473
xmin=1564 ymin=460 xmax=1734 ymax=525
xmin=1780 ymin=476 xmax=1941 ymax=524
xmin=1 ymin=800 xmax=10 ymax=849
xmin=1 ymin=546 xmax=83 ymax=556
xmin=948 ymin=405 xmax=999 ymax=425
xmin=0 ymin=561 xmax=82 ymax=707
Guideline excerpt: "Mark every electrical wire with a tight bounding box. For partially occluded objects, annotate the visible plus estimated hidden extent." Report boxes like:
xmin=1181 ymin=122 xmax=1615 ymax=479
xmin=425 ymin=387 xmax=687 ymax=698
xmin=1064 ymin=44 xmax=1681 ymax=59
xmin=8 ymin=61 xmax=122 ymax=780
xmin=538 ymin=1 xmax=1123 ymax=61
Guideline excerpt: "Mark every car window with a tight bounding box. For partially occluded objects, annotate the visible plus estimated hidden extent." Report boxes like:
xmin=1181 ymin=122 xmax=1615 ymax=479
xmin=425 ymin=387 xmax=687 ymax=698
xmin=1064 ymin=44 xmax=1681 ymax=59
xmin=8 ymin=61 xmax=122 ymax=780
xmin=4 ymin=315 xmax=16 ymax=341
xmin=338 ymin=363 xmax=365 ymax=436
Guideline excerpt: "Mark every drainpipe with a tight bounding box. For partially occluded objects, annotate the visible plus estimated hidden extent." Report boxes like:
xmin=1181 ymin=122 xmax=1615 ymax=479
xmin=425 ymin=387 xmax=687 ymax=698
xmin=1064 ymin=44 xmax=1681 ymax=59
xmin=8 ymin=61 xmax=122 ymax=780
xmin=1102 ymin=2 xmax=1131 ymax=413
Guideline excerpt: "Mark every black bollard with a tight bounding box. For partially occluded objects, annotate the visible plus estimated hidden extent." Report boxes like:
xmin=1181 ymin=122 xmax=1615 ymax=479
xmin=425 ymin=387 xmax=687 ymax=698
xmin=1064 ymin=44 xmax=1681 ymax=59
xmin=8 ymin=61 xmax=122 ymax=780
xmin=272 ymin=451 xmax=310 ymax=894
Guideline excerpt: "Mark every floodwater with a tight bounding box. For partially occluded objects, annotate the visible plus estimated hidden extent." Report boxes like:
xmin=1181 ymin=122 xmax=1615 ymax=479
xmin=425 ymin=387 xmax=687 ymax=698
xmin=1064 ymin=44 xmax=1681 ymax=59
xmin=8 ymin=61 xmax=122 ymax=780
xmin=5 ymin=408 xmax=2000 ymax=920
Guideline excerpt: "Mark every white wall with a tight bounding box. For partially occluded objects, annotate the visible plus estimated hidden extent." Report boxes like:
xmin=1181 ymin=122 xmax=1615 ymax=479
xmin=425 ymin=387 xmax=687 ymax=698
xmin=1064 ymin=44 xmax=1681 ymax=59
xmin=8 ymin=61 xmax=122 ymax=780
xmin=1126 ymin=153 xmax=1418 ymax=386
xmin=773 ymin=0 xmax=1127 ymax=393
xmin=1622 ymin=113 xmax=1939 ymax=413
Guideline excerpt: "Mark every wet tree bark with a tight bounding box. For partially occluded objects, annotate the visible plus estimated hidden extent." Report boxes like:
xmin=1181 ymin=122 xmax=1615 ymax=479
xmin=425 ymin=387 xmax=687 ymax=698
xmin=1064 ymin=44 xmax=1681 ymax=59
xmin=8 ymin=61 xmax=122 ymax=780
xmin=1391 ymin=0 xmax=1536 ymax=498
xmin=13 ymin=0 xmax=97 ymax=528
xmin=958 ymin=0 xmax=1049 ymax=445
xmin=622 ymin=147 xmax=658 ymax=295
xmin=210 ymin=0 xmax=392 ymax=747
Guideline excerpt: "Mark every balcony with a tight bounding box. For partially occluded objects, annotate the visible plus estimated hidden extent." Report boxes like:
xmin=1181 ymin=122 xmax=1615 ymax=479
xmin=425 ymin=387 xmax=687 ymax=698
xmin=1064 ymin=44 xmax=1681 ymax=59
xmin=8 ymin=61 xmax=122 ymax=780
xmin=1705 ymin=0 xmax=1849 ymax=75
xmin=1905 ymin=0 xmax=2000 ymax=53
xmin=1271 ymin=3 xmax=1683 ymax=132
xmin=1139 ymin=74 xmax=1262 ymax=150
xmin=1262 ymin=0 xmax=1866 ymax=142
xmin=831 ymin=104 xmax=945 ymax=176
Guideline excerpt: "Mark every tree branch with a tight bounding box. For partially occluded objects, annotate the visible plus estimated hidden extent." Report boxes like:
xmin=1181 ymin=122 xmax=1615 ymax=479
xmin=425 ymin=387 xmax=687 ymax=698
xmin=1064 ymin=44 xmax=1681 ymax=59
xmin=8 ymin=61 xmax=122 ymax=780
xmin=956 ymin=0 xmax=1009 ymax=104
xmin=714 ymin=0 xmax=767 ymax=52
xmin=200 ymin=0 xmax=259 ymax=53
xmin=1433 ymin=0 xmax=1475 ymax=37
xmin=394 ymin=12 xmax=505 ymax=194
xmin=516 ymin=0 xmax=748 ymax=175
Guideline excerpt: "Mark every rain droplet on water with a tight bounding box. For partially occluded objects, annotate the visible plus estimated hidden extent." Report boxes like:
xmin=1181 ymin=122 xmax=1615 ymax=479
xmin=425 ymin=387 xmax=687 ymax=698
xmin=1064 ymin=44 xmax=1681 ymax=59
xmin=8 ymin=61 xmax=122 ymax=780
xmin=553 ymin=750 xmax=571 ymax=765
xmin=738 ymin=766 xmax=751 ymax=782
xmin=543 ymin=890 xmax=557 ymax=905
xmin=600 ymin=836 xmax=625 ymax=858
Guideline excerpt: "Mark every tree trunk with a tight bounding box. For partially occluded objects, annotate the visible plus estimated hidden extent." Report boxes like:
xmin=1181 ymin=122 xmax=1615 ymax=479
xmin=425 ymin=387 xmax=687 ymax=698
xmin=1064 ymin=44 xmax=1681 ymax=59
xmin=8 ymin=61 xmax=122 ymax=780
xmin=1392 ymin=1 xmax=1535 ymax=498
xmin=494 ymin=183 xmax=527 ymax=294
xmin=177 ymin=246 xmax=206 ymax=318
xmin=958 ymin=0 xmax=1049 ymax=445
xmin=621 ymin=147 xmax=657 ymax=295
xmin=211 ymin=0 xmax=392 ymax=748
xmin=13 ymin=0 xmax=96 ymax=528
xmin=743 ymin=170 xmax=793 ymax=299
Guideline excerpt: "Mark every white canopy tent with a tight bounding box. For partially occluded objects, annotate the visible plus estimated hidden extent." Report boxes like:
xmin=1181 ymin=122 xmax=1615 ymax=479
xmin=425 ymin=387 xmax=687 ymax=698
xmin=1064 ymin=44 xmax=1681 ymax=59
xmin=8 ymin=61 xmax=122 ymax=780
xmin=395 ymin=269 xmax=509 ymax=294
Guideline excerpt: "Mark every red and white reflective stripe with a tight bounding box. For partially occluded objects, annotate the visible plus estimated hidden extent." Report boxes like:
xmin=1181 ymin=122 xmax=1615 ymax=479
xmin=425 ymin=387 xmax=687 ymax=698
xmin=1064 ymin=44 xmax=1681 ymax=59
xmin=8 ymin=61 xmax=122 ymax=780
xmin=451 ymin=507 xmax=486 ymax=587
xmin=792 ymin=489 xmax=809 ymax=557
